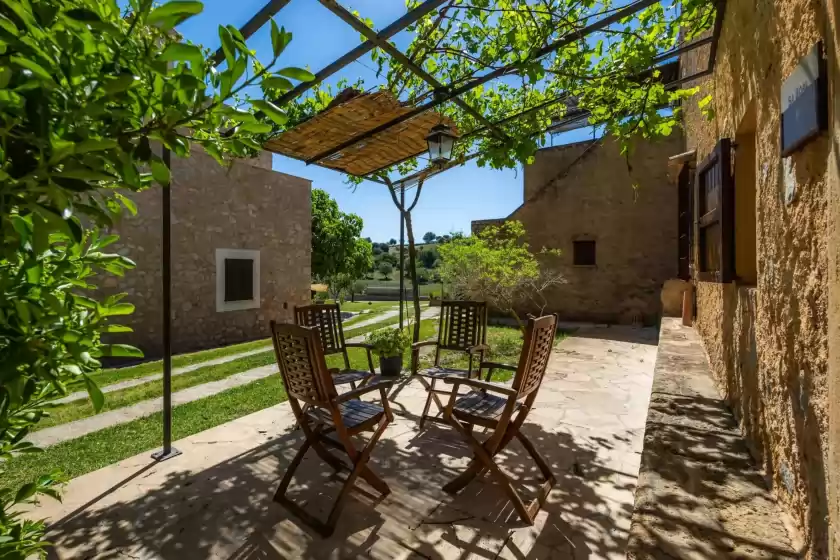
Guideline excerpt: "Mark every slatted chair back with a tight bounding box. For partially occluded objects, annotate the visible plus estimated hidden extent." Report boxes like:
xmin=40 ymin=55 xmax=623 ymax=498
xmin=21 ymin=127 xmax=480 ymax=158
xmin=270 ymin=322 xmax=337 ymax=412
xmin=511 ymin=314 xmax=557 ymax=402
xmin=294 ymin=303 xmax=350 ymax=370
xmin=435 ymin=300 xmax=487 ymax=365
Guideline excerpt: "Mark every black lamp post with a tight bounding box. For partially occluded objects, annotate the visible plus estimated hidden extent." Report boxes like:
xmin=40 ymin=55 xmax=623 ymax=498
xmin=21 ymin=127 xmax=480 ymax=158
xmin=425 ymin=122 xmax=457 ymax=165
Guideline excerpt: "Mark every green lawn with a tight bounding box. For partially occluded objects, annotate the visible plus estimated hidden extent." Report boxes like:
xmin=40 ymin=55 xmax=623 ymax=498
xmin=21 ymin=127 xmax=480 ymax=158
xmin=36 ymin=318 xmax=437 ymax=431
xmin=2 ymin=375 xmax=289 ymax=492
xmin=2 ymin=319 xmax=440 ymax=492
xmin=90 ymin=336 xmax=274 ymax=388
xmin=330 ymin=300 xmax=396 ymax=313
xmin=89 ymin=301 xmax=399 ymax=390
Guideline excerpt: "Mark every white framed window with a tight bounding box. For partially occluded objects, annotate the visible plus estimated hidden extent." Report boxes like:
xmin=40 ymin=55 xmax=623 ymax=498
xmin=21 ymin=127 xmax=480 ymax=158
xmin=216 ymin=249 xmax=260 ymax=312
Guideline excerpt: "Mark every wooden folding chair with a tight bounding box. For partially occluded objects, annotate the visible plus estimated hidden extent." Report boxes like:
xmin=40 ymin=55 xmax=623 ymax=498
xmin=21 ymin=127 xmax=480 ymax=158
xmin=441 ymin=314 xmax=558 ymax=525
xmin=295 ymin=303 xmax=374 ymax=390
xmin=411 ymin=300 xmax=489 ymax=429
xmin=269 ymin=321 xmax=394 ymax=537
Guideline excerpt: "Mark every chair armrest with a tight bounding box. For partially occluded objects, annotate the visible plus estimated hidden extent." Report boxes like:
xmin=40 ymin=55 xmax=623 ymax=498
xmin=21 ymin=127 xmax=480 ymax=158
xmin=328 ymin=367 xmax=342 ymax=375
xmin=466 ymin=344 xmax=490 ymax=355
xmin=412 ymin=340 xmax=437 ymax=350
xmin=480 ymin=361 xmax=517 ymax=372
xmin=443 ymin=377 xmax=518 ymax=397
xmin=345 ymin=342 xmax=373 ymax=350
xmin=336 ymin=380 xmax=395 ymax=403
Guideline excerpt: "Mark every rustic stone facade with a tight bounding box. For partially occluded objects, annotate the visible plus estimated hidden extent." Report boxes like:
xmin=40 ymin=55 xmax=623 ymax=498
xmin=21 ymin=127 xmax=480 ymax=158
xmin=680 ymin=0 xmax=840 ymax=555
xmin=100 ymin=149 xmax=311 ymax=358
xmin=472 ymin=134 xmax=682 ymax=324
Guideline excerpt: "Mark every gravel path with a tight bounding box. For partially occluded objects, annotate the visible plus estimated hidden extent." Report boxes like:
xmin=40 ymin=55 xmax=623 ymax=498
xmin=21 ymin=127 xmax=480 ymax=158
xmin=32 ymin=306 xmax=441 ymax=448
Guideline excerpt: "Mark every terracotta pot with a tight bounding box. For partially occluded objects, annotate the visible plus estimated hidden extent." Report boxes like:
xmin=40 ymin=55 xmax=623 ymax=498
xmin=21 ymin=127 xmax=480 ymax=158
xmin=379 ymin=355 xmax=403 ymax=376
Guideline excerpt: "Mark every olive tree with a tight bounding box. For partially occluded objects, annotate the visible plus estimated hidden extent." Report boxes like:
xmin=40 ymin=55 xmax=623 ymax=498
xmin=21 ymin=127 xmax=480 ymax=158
xmin=437 ymin=221 xmax=565 ymax=330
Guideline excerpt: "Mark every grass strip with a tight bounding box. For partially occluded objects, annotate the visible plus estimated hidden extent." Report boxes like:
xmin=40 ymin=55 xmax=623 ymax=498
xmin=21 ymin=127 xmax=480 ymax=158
xmin=92 ymin=301 xmax=414 ymax=389
xmin=37 ymin=319 xmax=438 ymax=431
xmin=90 ymin=337 xmax=273 ymax=387
xmin=2 ymin=375 xmax=289 ymax=492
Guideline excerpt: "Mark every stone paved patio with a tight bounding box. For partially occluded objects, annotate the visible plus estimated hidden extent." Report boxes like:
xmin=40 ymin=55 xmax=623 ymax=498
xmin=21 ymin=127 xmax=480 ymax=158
xmin=34 ymin=324 xmax=658 ymax=559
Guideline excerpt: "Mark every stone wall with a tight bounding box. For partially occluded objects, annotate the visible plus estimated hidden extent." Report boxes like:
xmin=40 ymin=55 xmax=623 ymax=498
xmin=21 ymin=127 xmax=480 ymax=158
xmin=101 ymin=149 xmax=311 ymax=358
xmin=473 ymin=135 xmax=682 ymax=324
xmin=681 ymin=0 xmax=835 ymax=555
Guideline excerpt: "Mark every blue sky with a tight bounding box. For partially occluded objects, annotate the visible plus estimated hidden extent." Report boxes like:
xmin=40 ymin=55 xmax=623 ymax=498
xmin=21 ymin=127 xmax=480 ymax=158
xmin=177 ymin=0 xmax=595 ymax=241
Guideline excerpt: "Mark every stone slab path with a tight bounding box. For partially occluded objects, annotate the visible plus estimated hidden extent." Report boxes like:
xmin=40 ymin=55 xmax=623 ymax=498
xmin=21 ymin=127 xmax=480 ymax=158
xmin=53 ymin=304 xmax=405 ymax=406
xmin=627 ymin=318 xmax=798 ymax=558
xmin=32 ymin=307 xmax=442 ymax=449
xmin=33 ymin=323 xmax=658 ymax=560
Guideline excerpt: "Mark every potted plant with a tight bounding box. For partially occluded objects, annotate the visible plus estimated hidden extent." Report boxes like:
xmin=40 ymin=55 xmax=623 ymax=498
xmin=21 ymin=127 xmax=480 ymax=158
xmin=366 ymin=327 xmax=410 ymax=376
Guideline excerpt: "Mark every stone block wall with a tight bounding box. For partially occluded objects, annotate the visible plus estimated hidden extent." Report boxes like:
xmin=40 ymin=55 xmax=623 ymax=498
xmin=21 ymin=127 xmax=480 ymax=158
xmin=472 ymin=134 xmax=682 ymax=324
xmin=100 ymin=149 xmax=311 ymax=358
xmin=681 ymin=0 xmax=838 ymax=555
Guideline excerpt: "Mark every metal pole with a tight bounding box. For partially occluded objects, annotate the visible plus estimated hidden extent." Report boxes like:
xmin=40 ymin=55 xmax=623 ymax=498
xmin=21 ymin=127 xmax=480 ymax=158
xmin=399 ymin=184 xmax=405 ymax=330
xmin=152 ymin=147 xmax=181 ymax=462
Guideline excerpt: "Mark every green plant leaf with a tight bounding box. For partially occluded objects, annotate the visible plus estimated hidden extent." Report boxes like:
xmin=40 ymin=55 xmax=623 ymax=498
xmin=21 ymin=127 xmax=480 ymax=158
xmin=14 ymin=483 xmax=37 ymax=504
xmin=10 ymin=55 xmax=55 ymax=84
xmin=115 ymin=193 xmax=137 ymax=216
xmin=75 ymin=139 xmax=118 ymax=153
xmin=103 ymin=324 xmax=133 ymax=333
xmin=147 ymin=1 xmax=203 ymax=29
xmin=158 ymin=42 xmax=204 ymax=68
xmin=150 ymin=158 xmax=171 ymax=186
xmin=251 ymin=100 xmax=288 ymax=125
xmin=82 ymin=374 xmax=104 ymax=412
xmin=270 ymin=20 xmax=291 ymax=58
xmin=262 ymin=76 xmax=293 ymax=92
xmin=101 ymin=302 xmax=135 ymax=316
xmin=277 ymin=67 xmax=315 ymax=82
xmin=238 ymin=122 xmax=272 ymax=134
xmin=98 ymin=344 xmax=144 ymax=358
xmin=218 ymin=25 xmax=236 ymax=69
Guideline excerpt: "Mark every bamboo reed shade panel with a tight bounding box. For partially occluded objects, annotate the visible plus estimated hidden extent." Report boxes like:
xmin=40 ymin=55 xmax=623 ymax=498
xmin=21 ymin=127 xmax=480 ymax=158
xmin=263 ymin=91 xmax=457 ymax=176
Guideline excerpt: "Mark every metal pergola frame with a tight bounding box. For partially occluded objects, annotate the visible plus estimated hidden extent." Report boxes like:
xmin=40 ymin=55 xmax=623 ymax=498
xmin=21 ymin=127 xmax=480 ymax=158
xmin=153 ymin=0 xmax=725 ymax=461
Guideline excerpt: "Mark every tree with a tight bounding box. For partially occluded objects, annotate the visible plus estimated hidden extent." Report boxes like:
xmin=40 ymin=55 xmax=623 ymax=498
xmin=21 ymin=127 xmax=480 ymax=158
xmin=388 ymin=238 xmax=397 ymax=245
xmin=423 ymin=231 xmax=436 ymax=244
xmin=0 ymin=0 xmax=313 ymax=554
xmin=327 ymin=273 xmax=354 ymax=302
xmin=378 ymin=261 xmax=394 ymax=280
xmin=311 ymin=189 xmax=372 ymax=280
xmin=438 ymin=221 xmax=566 ymax=330
xmin=419 ymin=248 xmax=438 ymax=269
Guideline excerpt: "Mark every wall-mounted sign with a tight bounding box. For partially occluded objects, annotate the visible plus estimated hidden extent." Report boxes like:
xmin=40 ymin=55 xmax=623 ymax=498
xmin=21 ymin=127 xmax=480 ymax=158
xmin=781 ymin=42 xmax=827 ymax=157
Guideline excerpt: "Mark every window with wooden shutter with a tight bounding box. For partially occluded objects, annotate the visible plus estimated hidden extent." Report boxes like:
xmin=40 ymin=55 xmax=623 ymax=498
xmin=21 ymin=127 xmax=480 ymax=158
xmin=694 ymin=138 xmax=734 ymax=283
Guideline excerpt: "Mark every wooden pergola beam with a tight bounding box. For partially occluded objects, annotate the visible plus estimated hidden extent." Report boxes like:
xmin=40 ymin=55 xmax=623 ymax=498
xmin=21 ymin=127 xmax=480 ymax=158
xmin=272 ymin=0 xmax=451 ymax=107
xmin=210 ymin=0 xmax=294 ymax=66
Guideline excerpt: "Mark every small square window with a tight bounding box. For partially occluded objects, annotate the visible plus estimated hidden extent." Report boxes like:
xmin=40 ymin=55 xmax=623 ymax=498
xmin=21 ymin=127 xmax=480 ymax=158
xmin=573 ymin=240 xmax=596 ymax=266
xmin=216 ymin=249 xmax=260 ymax=312
xmin=224 ymin=259 xmax=254 ymax=302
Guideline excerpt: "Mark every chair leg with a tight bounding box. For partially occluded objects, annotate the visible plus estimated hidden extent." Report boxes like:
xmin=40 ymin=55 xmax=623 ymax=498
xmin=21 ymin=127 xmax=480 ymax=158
xmin=443 ymin=415 xmax=543 ymax=525
xmin=274 ymin=417 xmax=391 ymax=538
xmin=419 ymin=377 xmax=436 ymax=430
xmin=325 ymin=415 xmax=391 ymax=532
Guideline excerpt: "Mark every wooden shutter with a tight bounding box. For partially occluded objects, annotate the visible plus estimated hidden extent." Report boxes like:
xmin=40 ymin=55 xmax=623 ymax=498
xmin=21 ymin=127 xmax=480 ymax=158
xmin=694 ymin=138 xmax=734 ymax=283
xmin=677 ymin=164 xmax=692 ymax=280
